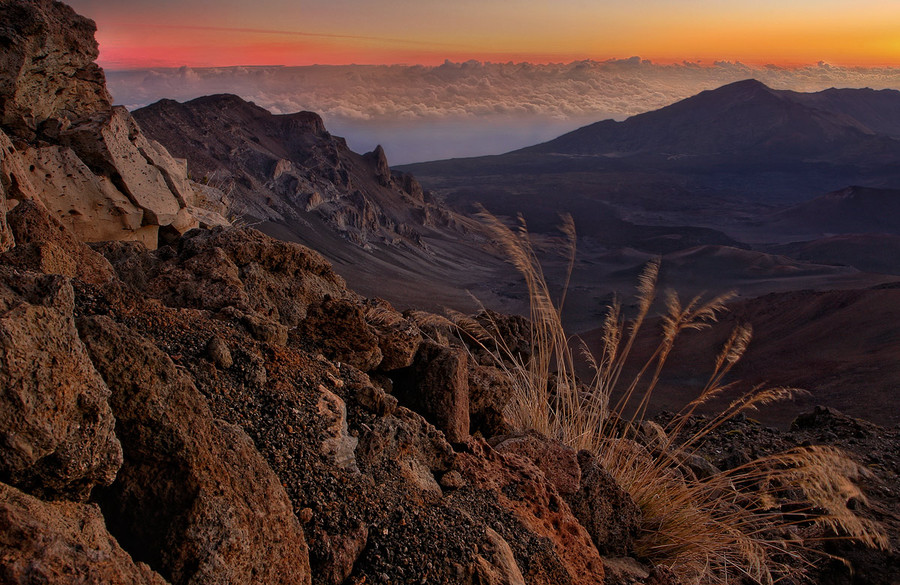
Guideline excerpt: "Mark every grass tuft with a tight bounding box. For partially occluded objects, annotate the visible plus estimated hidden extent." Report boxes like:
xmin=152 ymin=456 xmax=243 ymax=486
xmin=465 ymin=211 xmax=887 ymax=584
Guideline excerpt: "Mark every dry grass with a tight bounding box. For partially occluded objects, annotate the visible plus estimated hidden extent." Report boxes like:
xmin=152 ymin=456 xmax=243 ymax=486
xmin=467 ymin=211 xmax=888 ymax=585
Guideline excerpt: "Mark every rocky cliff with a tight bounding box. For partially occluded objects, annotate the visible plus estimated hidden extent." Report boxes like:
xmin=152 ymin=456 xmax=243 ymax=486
xmin=0 ymin=0 xmax=229 ymax=250
xmin=133 ymin=94 xmax=463 ymax=250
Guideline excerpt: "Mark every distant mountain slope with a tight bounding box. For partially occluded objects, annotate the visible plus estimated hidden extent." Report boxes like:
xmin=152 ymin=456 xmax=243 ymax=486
xmin=596 ymin=287 xmax=900 ymax=427
xmin=403 ymin=79 xmax=900 ymax=242
xmin=134 ymin=95 xmax=516 ymax=313
xmin=134 ymin=94 xmax=461 ymax=249
xmin=767 ymin=185 xmax=900 ymax=237
xmin=523 ymin=80 xmax=900 ymax=162
xmin=766 ymin=234 xmax=900 ymax=276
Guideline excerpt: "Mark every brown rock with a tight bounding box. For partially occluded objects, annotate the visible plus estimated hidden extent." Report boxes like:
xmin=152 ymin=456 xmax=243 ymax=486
xmin=240 ymin=310 xmax=289 ymax=346
xmin=316 ymin=521 xmax=368 ymax=585
xmin=567 ymin=450 xmax=642 ymax=557
xmin=204 ymin=335 xmax=233 ymax=369
xmin=356 ymin=407 xmax=455 ymax=496
xmin=77 ymin=315 xmax=311 ymax=585
xmin=0 ymin=0 xmax=112 ymax=138
xmin=1 ymin=125 xmax=42 ymax=205
xmin=364 ymin=298 xmax=422 ymax=371
xmin=0 ymin=268 xmax=121 ymax=500
xmin=492 ymin=430 xmax=581 ymax=498
xmin=472 ymin=527 xmax=527 ymax=585
xmin=0 ymin=481 xmax=167 ymax=585
xmin=0 ymin=195 xmax=11 ymax=253
xmin=60 ymin=108 xmax=182 ymax=226
xmin=454 ymin=440 xmax=605 ymax=585
xmin=2 ymin=198 xmax=116 ymax=284
xmin=468 ymin=363 xmax=516 ymax=437
xmin=100 ymin=227 xmax=346 ymax=328
xmin=21 ymin=144 xmax=147 ymax=243
xmin=317 ymin=387 xmax=359 ymax=472
xmin=295 ymin=297 xmax=382 ymax=370
xmin=394 ymin=340 xmax=470 ymax=443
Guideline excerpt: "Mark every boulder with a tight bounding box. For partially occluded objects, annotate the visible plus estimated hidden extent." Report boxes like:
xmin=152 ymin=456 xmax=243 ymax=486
xmin=472 ymin=527 xmax=527 ymax=585
xmin=491 ymin=430 xmax=581 ymax=498
xmin=60 ymin=108 xmax=182 ymax=226
xmin=364 ymin=298 xmax=422 ymax=371
xmin=468 ymin=363 xmax=516 ymax=437
xmin=20 ymin=144 xmax=149 ymax=244
xmin=393 ymin=340 xmax=470 ymax=443
xmin=317 ymin=387 xmax=359 ymax=472
xmin=0 ymin=268 xmax=121 ymax=500
xmin=0 ymin=0 xmax=112 ymax=138
xmin=0 ymin=481 xmax=167 ymax=585
xmin=356 ymin=406 xmax=455 ymax=496
xmin=567 ymin=450 xmax=642 ymax=557
xmin=100 ymin=227 xmax=347 ymax=328
xmin=77 ymin=315 xmax=311 ymax=585
xmin=454 ymin=440 xmax=606 ymax=585
xmin=295 ymin=297 xmax=382 ymax=370
xmin=2 ymin=198 xmax=117 ymax=284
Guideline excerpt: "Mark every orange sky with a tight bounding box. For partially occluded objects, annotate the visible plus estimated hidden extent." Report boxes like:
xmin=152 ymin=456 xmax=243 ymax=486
xmin=66 ymin=0 xmax=900 ymax=69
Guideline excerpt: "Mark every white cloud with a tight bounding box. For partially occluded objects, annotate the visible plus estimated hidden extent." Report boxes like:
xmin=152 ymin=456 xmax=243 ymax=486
xmin=107 ymin=60 xmax=900 ymax=164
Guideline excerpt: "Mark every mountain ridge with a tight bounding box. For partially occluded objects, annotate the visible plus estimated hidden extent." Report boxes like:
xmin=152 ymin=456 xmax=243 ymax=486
xmin=520 ymin=79 xmax=900 ymax=161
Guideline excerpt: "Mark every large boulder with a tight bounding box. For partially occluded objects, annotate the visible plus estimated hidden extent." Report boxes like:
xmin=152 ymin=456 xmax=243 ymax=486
xmin=0 ymin=268 xmax=121 ymax=500
xmin=491 ymin=430 xmax=581 ymax=498
xmin=77 ymin=315 xmax=311 ymax=585
xmin=20 ymin=143 xmax=149 ymax=243
xmin=0 ymin=481 xmax=167 ymax=585
xmin=566 ymin=450 xmax=642 ymax=557
xmin=453 ymin=440 xmax=606 ymax=585
xmin=393 ymin=340 xmax=471 ymax=443
xmin=295 ymin=297 xmax=383 ymax=371
xmin=59 ymin=108 xmax=183 ymax=226
xmin=99 ymin=227 xmax=347 ymax=328
xmin=2 ymin=198 xmax=116 ymax=284
xmin=0 ymin=0 xmax=112 ymax=138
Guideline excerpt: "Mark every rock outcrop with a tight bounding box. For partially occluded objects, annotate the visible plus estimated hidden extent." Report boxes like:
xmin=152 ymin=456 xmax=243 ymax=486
xmin=0 ymin=481 xmax=166 ymax=585
xmin=132 ymin=94 xmax=463 ymax=250
xmin=0 ymin=0 xmax=229 ymax=249
xmin=0 ymin=0 xmax=111 ymax=137
xmin=0 ymin=267 xmax=121 ymax=501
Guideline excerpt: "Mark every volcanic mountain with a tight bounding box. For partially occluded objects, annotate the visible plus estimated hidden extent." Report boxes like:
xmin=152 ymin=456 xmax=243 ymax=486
xmin=133 ymin=95 xmax=515 ymax=312
xmin=524 ymin=79 xmax=900 ymax=162
xmin=403 ymin=79 xmax=900 ymax=237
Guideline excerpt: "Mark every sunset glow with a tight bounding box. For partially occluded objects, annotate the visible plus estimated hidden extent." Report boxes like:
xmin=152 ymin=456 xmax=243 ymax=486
xmin=67 ymin=0 xmax=900 ymax=69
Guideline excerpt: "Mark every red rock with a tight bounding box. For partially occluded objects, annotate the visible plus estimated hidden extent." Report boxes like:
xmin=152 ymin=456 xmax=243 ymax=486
xmin=0 ymin=268 xmax=121 ymax=500
xmin=0 ymin=481 xmax=167 ymax=585
xmin=77 ymin=315 xmax=311 ymax=585
xmin=394 ymin=340 xmax=470 ymax=443
xmin=492 ymin=430 xmax=581 ymax=498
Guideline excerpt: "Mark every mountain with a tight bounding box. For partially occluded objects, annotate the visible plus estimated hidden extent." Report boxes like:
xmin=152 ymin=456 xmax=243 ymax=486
xmin=133 ymin=95 xmax=516 ymax=313
xmin=524 ymin=79 xmax=900 ymax=162
xmin=133 ymin=95 xmax=461 ymax=249
xmin=766 ymin=234 xmax=900 ymax=276
xmin=403 ymin=79 xmax=900 ymax=235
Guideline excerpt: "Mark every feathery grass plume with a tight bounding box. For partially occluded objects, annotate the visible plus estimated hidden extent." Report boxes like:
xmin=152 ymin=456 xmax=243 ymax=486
xmin=471 ymin=209 xmax=887 ymax=585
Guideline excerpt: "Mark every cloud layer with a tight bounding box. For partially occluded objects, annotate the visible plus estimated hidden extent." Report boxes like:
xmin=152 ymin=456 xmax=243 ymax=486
xmin=108 ymin=59 xmax=900 ymax=164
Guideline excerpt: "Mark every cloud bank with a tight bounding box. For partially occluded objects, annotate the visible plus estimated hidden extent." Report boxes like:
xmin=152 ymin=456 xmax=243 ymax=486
xmin=108 ymin=59 xmax=900 ymax=164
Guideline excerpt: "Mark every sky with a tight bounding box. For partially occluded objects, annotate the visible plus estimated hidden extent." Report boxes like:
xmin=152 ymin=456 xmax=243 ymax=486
xmin=67 ymin=0 xmax=900 ymax=69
